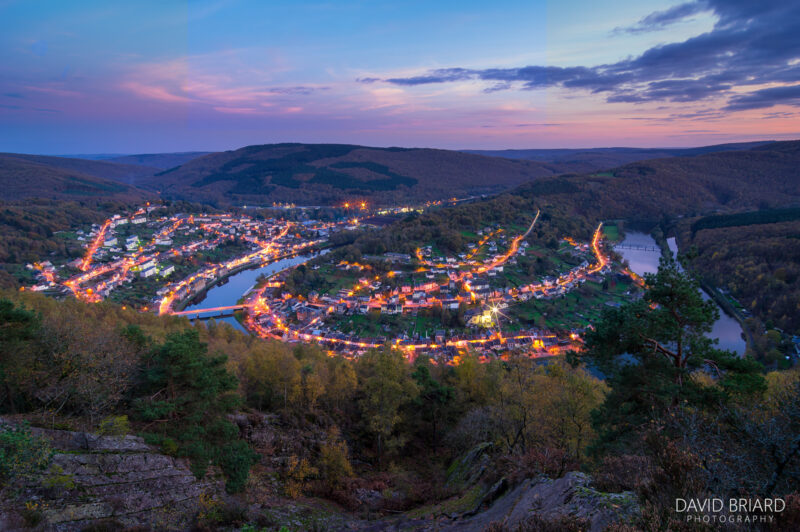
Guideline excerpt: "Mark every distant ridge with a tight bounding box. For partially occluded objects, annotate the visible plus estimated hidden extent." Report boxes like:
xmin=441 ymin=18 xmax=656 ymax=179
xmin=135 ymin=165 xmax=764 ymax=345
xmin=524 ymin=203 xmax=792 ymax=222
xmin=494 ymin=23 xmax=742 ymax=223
xmin=509 ymin=140 xmax=800 ymax=221
xmin=5 ymin=139 xmax=796 ymax=209
xmin=0 ymin=152 xmax=158 ymax=185
xmin=138 ymin=143 xmax=560 ymax=206
xmin=64 ymin=152 xmax=209 ymax=170
xmin=0 ymin=154 xmax=153 ymax=201
xmin=96 ymin=152 xmax=211 ymax=170
xmin=463 ymin=141 xmax=777 ymax=174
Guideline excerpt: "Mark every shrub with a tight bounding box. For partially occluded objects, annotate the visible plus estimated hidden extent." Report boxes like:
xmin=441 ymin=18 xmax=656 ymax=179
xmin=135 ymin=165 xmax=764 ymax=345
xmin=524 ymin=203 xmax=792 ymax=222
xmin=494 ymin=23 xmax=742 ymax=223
xmin=218 ymin=440 xmax=259 ymax=494
xmin=97 ymin=415 xmax=131 ymax=436
xmin=43 ymin=464 xmax=75 ymax=490
xmin=318 ymin=426 xmax=354 ymax=491
xmin=592 ymin=454 xmax=653 ymax=492
xmin=161 ymin=437 xmax=179 ymax=456
xmin=284 ymin=455 xmax=317 ymax=499
xmin=509 ymin=447 xmax=579 ymax=482
xmin=20 ymin=501 xmax=46 ymax=528
xmin=0 ymin=423 xmax=53 ymax=488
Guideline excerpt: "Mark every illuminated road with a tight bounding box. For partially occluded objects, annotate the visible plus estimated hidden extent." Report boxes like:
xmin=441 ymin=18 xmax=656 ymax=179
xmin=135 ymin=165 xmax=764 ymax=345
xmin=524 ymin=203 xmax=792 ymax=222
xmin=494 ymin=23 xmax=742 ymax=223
xmin=33 ymin=203 xmax=618 ymax=361
xmin=169 ymin=304 xmax=250 ymax=316
xmin=241 ymin=211 xmax=610 ymax=358
xmin=79 ymin=219 xmax=112 ymax=272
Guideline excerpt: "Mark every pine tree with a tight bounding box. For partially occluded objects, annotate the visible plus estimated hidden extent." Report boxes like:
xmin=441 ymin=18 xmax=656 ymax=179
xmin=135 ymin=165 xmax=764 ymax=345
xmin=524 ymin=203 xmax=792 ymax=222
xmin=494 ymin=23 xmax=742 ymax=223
xmin=570 ymin=257 xmax=765 ymax=452
xmin=134 ymin=330 xmax=257 ymax=492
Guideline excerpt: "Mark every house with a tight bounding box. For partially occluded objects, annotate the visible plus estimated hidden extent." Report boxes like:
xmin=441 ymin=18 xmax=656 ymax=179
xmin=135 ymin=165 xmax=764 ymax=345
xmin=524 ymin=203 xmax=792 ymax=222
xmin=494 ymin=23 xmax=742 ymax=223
xmin=131 ymin=216 xmax=146 ymax=224
xmin=103 ymin=237 xmax=117 ymax=247
xmin=383 ymin=303 xmax=400 ymax=315
xmin=442 ymin=299 xmax=460 ymax=310
xmin=384 ymin=252 xmax=411 ymax=263
xmin=161 ymin=265 xmax=175 ymax=277
xmin=140 ymin=266 xmax=156 ymax=278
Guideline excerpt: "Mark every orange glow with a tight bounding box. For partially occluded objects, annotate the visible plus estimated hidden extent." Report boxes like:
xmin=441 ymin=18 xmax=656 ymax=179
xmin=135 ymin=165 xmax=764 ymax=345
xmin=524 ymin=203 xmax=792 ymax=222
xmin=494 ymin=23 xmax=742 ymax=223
xmin=43 ymin=204 xmax=607 ymax=362
xmin=80 ymin=219 xmax=112 ymax=272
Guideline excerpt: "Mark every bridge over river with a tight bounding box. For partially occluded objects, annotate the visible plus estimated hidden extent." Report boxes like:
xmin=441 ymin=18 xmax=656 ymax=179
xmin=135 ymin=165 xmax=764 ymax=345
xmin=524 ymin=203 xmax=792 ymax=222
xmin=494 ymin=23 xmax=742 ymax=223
xmin=168 ymin=252 xmax=321 ymax=330
xmin=170 ymin=304 xmax=249 ymax=319
xmin=614 ymin=244 xmax=660 ymax=252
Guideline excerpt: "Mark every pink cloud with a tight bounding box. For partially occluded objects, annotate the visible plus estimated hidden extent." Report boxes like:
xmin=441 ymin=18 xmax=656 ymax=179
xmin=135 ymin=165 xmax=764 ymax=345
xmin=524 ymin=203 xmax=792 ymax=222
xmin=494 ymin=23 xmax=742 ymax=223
xmin=121 ymin=81 xmax=194 ymax=103
xmin=212 ymin=106 xmax=260 ymax=114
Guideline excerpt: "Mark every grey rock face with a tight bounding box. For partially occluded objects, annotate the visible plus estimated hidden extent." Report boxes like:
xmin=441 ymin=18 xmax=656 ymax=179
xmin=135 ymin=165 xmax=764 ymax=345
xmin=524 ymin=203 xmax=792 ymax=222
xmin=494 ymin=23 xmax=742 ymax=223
xmin=438 ymin=472 xmax=638 ymax=532
xmin=0 ymin=421 xmax=221 ymax=531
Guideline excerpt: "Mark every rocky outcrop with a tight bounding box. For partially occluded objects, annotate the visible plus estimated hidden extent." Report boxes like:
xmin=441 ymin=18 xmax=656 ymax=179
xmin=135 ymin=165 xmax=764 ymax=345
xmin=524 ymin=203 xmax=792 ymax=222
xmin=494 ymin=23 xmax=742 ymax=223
xmin=0 ymin=421 xmax=221 ymax=531
xmin=296 ymin=471 xmax=637 ymax=531
xmin=28 ymin=425 xmax=152 ymax=453
xmin=444 ymin=442 xmax=493 ymax=493
xmin=438 ymin=472 xmax=638 ymax=531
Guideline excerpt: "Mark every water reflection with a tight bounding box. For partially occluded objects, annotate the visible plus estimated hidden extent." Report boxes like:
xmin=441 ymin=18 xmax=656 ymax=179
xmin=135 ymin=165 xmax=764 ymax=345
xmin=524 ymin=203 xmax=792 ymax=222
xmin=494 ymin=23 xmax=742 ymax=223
xmin=183 ymin=253 xmax=318 ymax=333
xmin=615 ymin=233 xmax=745 ymax=355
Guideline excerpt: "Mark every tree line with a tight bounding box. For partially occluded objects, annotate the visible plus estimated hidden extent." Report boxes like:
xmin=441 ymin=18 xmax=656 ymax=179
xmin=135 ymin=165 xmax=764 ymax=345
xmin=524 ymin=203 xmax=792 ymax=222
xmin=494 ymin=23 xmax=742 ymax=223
xmin=1 ymin=258 xmax=799 ymax=528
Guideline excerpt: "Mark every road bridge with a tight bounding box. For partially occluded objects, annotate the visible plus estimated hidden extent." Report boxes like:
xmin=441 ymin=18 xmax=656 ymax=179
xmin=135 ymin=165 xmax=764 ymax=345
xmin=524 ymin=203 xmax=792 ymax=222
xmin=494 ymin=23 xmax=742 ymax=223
xmin=614 ymin=244 xmax=661 ymax=252
xmin=170 ymin=305 xmax=248 ymax=319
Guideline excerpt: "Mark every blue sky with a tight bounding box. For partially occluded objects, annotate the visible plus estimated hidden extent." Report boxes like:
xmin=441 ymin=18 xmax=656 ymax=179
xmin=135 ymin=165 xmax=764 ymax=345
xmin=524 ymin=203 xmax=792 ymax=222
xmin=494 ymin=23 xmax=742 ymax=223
xmin=1 ymin=0 xmax=799 ymax=153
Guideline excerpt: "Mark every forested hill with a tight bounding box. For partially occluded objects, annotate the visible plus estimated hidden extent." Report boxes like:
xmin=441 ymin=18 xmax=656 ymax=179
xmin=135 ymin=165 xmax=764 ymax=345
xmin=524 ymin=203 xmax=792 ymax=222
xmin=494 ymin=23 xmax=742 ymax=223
xmin=0 ymin=152 xmax=158 ymax=185
xmin=511 ymin=140 xmax=800 ymax=222
xmin=99 ymin=152 xmax=211 ymax=170
xmin=139 ymin=143 xmax=560 ymax=206
xmin=0 ymin=154 xmax=154 ymax=202
xmin=464 ymin=141 xmax=776 ymax=175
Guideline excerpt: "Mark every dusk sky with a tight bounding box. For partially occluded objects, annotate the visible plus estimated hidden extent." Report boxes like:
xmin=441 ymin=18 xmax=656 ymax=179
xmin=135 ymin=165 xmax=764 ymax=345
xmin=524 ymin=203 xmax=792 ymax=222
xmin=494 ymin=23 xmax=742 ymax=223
xmin=1 ymin=0 xmax=799 ymax=154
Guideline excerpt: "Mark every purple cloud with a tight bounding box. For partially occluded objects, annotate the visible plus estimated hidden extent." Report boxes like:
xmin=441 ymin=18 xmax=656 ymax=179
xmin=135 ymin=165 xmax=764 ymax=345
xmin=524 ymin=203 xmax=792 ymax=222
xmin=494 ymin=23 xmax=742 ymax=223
xmin=372 ymin=0 xmax=800 ymax=112
xmin=615 ymin=1 xmax=710 ymax=34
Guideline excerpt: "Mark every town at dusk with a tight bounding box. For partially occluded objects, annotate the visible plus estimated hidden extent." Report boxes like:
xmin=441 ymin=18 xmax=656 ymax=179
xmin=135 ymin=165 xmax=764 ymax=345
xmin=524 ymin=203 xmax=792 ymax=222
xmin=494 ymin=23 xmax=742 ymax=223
xmin=1 ymin=1 xmax=799 ymax=530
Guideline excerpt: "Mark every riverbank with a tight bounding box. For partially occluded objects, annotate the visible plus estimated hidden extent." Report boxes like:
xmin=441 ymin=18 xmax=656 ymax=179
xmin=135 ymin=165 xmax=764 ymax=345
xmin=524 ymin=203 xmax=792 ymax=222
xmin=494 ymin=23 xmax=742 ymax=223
xmin=173 ymin=250 xmax=318 ymax=313
xmin=696 ymin=277 xmax=755 ymax=350
xmin=615 ymin=229 xmax=747 ymax=355
xmin=662 ymin=234 xmax=754 ymax=355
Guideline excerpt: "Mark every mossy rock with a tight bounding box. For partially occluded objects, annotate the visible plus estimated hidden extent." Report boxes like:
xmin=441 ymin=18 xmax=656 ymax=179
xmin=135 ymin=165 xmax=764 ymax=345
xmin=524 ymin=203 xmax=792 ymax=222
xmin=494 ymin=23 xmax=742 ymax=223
xmin=444 ymin=442 xmax=492 ymax=490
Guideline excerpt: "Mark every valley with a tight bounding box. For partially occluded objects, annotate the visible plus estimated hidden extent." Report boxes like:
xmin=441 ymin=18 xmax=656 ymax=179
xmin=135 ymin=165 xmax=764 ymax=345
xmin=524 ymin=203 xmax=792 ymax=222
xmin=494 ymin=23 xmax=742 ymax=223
xmin=28 ymin=202 xmax=640 ymax=362
xmin=4 ymin=2 xmax=800 ymax=529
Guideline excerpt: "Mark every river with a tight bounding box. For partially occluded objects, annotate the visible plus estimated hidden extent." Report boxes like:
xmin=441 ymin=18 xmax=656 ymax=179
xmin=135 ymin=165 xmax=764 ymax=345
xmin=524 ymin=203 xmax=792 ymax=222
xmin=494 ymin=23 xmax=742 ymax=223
xmin=182 ymin=253 xmax=317 ymax=333
xmin=615 ymin=232 xmax=746 ymax=355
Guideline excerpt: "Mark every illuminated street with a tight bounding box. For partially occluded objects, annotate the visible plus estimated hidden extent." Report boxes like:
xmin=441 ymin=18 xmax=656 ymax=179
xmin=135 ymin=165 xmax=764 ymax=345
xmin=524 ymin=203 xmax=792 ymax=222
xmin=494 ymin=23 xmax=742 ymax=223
xmin=28 ymin=204 xmax=619 ymax=363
